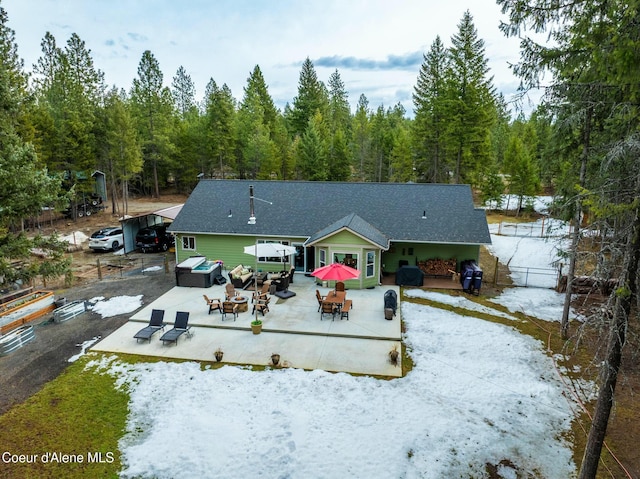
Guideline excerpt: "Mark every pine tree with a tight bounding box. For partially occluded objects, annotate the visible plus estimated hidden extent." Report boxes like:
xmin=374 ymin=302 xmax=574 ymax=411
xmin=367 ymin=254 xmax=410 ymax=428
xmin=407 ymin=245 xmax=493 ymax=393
xmin=290 ymin=57 xmax=328 ymax=138
xmin=326 ymin=69 xmax=352 ymax=180
xmin=237 ymin=66 xmax=278 ymax=179
xmin=31 ymin=31 xmax=104 ymax=205
xmin=0 ymin=5 xmax=70 ymax=287
xmin=390 ymin=124 xmax=413 ymax=182
xmin=447 ymin=11 xmax=496 ymax=185
xmin=327 ymin=69 xmax=351 ymax=134
xmin=297 ymin=111 xmax=327 ymax=180
xmin=130 ymin=50 xmax=175 ymax=197
xmin=352 ymin=94 xmax=371 ymax=181
xmin=412 ymin=36 xmax=451 ymax=183
xmin=203 ymin=79 xmax=236 ymax=177
xmin=101 ymin=87 xmax=142 ymax=216
xmin=171 ymin=66 xmax=197 ymax=119
xmin=327 ymin=128 xmax=351 ymax=181
xmin=244 ymin=65 xmax=278 ymax=139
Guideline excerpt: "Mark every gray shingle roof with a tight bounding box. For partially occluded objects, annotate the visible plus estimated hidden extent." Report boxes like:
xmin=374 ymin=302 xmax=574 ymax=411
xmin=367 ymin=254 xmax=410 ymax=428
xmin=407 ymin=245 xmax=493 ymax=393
xmin=168 ymin=180 xmax=491 ymax=245
xmin=304 ymin=213 xmax=390 ymax=249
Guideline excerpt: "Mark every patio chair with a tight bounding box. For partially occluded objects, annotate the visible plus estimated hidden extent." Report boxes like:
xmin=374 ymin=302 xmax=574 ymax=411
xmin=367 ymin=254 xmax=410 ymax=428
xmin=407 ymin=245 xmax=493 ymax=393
xmin=315 ymin=290 xmax=327 ymax=311
xmin=252 ymin=283 xmax=269 ymax=301
xmin=203 ymin=294 xmax=222 ymax=314
xmin=335 ymin=281 xmax=345 ymax=292
xmin=133 ymin=309 xmax=166 ymax=343
xmin=252 ymin=296 xmax=270 ymax=316
xmin=340 ymin=299 xmax=352 ymax=320
xmin=320 ymin=301 xmax=337 ymax=320
xmin=159 ymin=311 xmax=192 ymax=346
xmin=225 ymin=283 xmax=238 ymax=300
xmin=221 ymin=301 xmax=238 ymax=321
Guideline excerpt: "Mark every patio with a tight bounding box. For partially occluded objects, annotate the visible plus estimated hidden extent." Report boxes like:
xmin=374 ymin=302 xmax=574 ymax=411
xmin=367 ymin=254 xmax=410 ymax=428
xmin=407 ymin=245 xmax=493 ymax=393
xmin=91 ymin=275 xmax=403 ymax=377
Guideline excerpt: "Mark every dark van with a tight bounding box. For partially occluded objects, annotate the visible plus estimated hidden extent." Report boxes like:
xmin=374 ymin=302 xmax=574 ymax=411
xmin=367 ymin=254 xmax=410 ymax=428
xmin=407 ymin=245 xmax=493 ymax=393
xmin=135 ymin=224 xmax=174 ymax=253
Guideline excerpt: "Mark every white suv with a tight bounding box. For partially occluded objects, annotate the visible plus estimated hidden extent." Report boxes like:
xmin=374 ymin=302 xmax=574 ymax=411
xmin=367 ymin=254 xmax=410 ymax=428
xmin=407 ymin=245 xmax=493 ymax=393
xmin=89 ymin=227 xmax=124 ymax=252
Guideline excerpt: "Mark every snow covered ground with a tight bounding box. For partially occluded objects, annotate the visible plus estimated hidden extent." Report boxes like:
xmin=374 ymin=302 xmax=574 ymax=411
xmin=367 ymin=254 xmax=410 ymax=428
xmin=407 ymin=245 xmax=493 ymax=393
xmin=77 ymin=210 xmax=586 ymax=478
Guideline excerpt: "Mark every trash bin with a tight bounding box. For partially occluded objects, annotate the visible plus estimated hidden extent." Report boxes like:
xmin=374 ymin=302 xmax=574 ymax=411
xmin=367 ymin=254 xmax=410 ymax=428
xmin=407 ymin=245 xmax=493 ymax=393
xmin=460 ymin=260 xmax=482 ymax=295
xmin=384 ymin=290 xmax=397 ymax=320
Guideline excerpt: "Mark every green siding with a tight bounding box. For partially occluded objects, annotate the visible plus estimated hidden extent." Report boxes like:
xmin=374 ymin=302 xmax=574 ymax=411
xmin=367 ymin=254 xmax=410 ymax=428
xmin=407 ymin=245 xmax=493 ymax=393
xmin=382 ymin=242 xmax=480 ymax=274
xmin=312 ymin=230 xmax=381 ymax=289
xmin=175 ymin=234 xmax=303 ymax=272
xmin=320 ymin=229 xmax=372 ymax=246
xmin=174 ymin=231 xmax=479 ymax=288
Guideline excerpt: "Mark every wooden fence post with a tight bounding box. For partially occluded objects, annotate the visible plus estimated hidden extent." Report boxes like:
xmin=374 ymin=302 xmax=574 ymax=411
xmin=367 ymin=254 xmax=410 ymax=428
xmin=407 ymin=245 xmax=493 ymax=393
xmin=493 ymin=257 xmax=499 ymax=286
xmin=97 ymin=259 xmax=102 ymax=280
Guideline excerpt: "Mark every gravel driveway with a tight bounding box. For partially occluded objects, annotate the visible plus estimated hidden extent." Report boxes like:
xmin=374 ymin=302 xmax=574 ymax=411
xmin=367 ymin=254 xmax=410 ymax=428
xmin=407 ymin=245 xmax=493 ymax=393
xmin=0 ymin=272 xmax=176 ymax=415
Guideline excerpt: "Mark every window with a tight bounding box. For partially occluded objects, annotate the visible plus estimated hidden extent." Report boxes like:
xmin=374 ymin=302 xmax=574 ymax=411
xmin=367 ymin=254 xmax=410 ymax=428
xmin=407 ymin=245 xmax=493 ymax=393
xmin=366 ymin=251 xmax=375 ymax=277
xmin=257 ymin=240 xmax=291 ymax=263
xmin=333 ymin=252 xmax=358 ymax=270
xmin=182 ymin=236 xmax=196 ymax=251
xmin=319 ymin=249 xmax=326 ymax=268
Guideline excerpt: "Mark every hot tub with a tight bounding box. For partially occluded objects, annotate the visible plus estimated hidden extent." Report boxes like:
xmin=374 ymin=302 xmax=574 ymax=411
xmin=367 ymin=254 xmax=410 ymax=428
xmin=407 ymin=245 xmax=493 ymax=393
xmin=175 ymin=257 xmax=220 ymax=287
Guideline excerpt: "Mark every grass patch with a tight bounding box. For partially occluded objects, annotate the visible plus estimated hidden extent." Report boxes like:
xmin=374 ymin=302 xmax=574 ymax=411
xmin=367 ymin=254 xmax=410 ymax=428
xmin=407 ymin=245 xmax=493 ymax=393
xmin=0 ymin=355 xmax=128 ymax=478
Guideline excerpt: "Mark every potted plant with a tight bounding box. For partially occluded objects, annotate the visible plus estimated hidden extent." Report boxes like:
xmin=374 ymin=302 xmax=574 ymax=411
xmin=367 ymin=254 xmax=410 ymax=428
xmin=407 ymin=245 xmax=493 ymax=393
xmin=388 ymin=345 xmax=399 ymax=366
xmin=270 ymin=353 xmax=280 ymax=366
xmin=251 ymin=318 xmax=262 ymax=335
xmin=214 ymin=347 xmax=224 ymax=362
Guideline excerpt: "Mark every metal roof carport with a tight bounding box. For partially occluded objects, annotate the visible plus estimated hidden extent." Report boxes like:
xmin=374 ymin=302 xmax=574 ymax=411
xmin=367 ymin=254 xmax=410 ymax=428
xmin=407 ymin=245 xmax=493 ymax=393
xmin=119 ymin=205 xmax=183 ymax=254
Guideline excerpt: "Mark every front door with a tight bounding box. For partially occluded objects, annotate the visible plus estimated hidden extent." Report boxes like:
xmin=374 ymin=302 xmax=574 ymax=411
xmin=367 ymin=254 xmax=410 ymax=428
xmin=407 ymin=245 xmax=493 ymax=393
xmin=293 ymin=243 xmax=306 ymax=272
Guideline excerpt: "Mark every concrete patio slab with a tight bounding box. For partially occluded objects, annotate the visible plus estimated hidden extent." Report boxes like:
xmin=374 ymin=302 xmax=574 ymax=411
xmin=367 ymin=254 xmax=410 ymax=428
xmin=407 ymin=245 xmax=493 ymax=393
xmin=90 ymin=275 xmax=403 ymax=377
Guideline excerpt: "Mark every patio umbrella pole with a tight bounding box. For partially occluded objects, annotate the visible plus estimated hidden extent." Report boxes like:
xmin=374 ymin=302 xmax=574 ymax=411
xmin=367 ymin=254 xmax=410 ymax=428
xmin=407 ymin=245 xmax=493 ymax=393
xmin=254 ymin=242 xmax=258 ymax=322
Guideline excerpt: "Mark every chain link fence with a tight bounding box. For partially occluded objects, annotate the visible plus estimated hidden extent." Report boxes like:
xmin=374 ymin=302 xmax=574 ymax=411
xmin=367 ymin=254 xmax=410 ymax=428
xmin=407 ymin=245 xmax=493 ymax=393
xmin=487 ymin=256 xmax=562 ymax=289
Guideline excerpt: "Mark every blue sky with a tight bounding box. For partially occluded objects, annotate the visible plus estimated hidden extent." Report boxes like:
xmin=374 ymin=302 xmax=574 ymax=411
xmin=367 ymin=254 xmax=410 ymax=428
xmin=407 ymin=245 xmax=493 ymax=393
xmin=4 ymin=0 xmax=535 ymax=115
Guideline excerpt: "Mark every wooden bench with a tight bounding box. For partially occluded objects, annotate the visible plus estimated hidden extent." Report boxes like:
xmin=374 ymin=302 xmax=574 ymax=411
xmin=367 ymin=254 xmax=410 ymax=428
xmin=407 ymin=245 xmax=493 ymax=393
xmin=340 ymin=299 xmax=352 ymax=320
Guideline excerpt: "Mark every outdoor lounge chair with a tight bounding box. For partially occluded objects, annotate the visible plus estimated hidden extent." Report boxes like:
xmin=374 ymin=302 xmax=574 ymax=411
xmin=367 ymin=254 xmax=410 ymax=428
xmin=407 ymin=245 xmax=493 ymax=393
xmin=252 ymin=297 xmax=270 ymax=316
xmin=159 ymin=311 xmax=192 ymax=346
xmin=225 ymin=283 xmax=239 ymax=300
xmin=133 ymin=309 xmax=166 ymax=343
xmin=315 ymin=290 xmax=327 ymax=311
xmin=203 ymin=294 xmax=222 ymax=314
xmin=221 ymin=301 xmax=238 ymax=321
xmin=320 ymin=301 xmax=337 ymax=320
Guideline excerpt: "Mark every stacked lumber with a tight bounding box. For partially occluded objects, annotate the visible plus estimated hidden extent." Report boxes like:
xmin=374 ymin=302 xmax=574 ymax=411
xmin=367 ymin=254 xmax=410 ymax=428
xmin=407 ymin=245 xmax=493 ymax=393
xmin=418 ymin=258 xmax=457 ymax=277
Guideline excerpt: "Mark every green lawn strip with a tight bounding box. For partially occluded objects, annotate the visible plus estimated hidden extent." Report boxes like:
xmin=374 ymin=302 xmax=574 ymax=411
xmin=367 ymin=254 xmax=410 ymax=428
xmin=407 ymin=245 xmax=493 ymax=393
xmin=0 ymin=355 xmax=128 ymax=479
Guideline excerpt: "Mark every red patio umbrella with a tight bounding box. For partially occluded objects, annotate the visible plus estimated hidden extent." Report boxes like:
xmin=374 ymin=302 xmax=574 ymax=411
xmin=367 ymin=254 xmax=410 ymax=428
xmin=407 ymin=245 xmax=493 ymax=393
xmin=311 ymin=262 xmax=360 ymax=282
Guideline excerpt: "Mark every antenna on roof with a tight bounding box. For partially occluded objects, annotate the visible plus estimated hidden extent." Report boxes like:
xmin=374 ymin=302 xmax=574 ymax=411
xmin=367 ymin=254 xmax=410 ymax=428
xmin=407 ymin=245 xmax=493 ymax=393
xmin=421 ymin=210 xmax=427 ymax=219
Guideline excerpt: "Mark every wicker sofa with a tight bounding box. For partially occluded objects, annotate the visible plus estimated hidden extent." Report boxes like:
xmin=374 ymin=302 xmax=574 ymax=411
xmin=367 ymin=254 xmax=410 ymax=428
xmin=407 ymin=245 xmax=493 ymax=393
xmin=228 ymin=265 xmax=253 ymax=289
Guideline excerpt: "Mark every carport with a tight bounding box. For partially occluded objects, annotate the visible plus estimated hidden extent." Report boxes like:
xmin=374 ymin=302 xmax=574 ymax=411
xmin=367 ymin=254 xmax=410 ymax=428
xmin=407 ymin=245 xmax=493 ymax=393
xmin=120 ymin=204 xmax=183 ymax=254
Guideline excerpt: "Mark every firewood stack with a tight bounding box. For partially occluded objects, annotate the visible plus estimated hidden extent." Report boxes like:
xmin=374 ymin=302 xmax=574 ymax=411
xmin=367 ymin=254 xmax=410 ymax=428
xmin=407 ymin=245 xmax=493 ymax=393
xmin=418 ymin=258 xmax=457 ymax=277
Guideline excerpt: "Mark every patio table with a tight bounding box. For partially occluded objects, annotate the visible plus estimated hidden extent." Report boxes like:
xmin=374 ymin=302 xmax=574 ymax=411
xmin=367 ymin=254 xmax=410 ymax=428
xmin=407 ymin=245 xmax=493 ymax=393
xmin=322 ymin=291 xmax=346 ymax=310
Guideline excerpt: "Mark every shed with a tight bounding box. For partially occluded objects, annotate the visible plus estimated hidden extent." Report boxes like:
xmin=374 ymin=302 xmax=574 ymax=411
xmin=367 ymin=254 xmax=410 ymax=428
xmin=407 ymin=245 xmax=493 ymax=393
xmin=120 ymin=204 xmax=183 ymax=253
